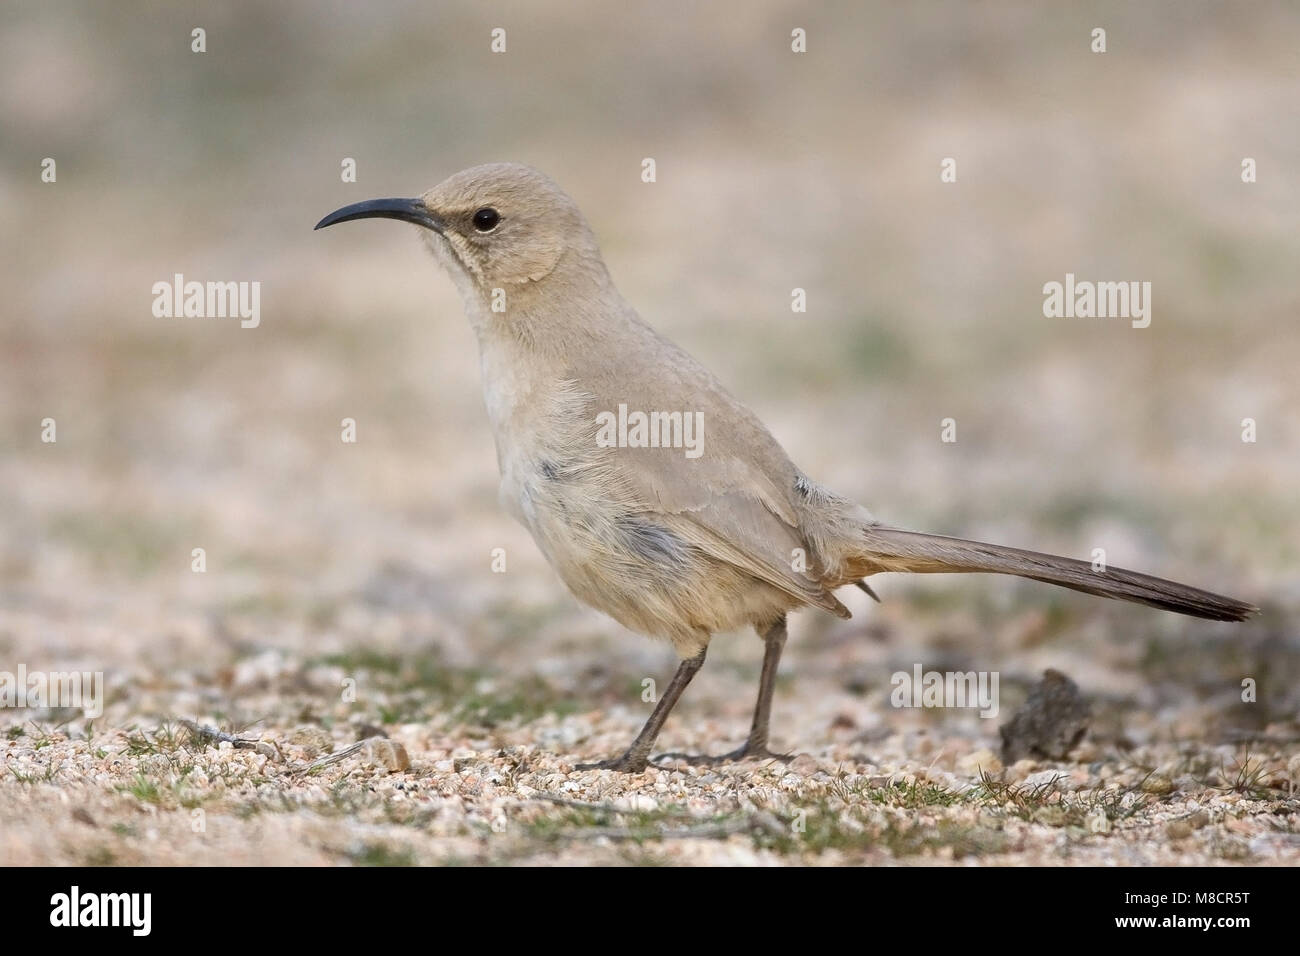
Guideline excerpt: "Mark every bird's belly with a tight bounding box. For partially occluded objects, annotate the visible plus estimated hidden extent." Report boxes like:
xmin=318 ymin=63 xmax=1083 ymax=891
xmin=500 ymin=461 xmax=792 ymax=654
xmin=505 ymin=461 xmax=622 ymax=580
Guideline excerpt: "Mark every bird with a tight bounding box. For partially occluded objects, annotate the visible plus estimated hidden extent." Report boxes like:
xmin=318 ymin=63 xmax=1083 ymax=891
xmin=316 ymin=163 xmax=1257 ymax=772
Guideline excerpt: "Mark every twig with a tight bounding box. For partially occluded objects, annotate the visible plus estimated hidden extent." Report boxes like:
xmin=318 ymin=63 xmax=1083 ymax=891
xmin=179 ymin=719 xmax=282 ymax=760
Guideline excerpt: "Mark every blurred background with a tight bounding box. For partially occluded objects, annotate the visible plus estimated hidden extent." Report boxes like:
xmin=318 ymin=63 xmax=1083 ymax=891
xmin=1 ymin=1 xmax=1297 ymax=789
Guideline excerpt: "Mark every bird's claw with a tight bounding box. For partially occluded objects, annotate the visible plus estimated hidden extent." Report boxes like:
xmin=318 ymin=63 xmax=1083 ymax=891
xmin=651 ymin=745 xmax=794 ymax=766
xmin=574 ymin=753 xmax=650 ymax=773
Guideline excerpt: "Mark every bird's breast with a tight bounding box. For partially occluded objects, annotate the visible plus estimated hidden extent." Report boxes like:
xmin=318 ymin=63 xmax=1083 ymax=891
xmin=476 ymin=347 xmax=593 ymax=522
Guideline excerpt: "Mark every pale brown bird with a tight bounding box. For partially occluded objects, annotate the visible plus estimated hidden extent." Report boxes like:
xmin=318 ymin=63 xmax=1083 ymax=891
xmin=316 ymin=163 xmax=1256 ymax=772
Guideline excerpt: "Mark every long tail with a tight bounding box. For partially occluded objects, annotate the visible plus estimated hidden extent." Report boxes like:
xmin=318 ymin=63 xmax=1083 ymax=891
xmin=855 ymin=527 xmax=1257 ymax=622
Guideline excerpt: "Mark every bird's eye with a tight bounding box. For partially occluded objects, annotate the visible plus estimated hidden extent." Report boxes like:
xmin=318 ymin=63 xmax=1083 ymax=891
xmin=472 ymin=207 xmax=500 ymax=232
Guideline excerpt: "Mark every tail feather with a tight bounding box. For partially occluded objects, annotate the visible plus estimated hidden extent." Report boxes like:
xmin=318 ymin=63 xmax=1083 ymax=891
xmin=856 ymin=527 xmax=1257 ymax=623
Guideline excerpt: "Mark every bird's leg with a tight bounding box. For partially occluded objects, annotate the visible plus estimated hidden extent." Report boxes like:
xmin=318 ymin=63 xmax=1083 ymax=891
xmin=576 ymin=648 xmax=707 ymax=773
xmin=654 ymin=618 xmax=794 ymax=766
xmin=719 ymin=616 xmax=792 ymax=762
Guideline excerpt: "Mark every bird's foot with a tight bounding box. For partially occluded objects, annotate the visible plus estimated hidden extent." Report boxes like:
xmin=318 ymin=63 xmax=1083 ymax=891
xmin=718 ymin=743 xmax=794 ymax=763
xmin=653 ymin=743 xmax=793 ymax=766
xmin=574 ymin=751 xmax=650 ymax=773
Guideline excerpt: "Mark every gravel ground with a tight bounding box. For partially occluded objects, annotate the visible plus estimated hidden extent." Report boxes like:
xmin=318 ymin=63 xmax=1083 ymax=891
xmin=3 ymin=591 xmax=1297 ymax=866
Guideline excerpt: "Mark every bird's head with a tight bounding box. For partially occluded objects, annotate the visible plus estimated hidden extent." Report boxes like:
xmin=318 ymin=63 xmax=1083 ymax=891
xmin=316 ymin=163 xmax=600 ymax=296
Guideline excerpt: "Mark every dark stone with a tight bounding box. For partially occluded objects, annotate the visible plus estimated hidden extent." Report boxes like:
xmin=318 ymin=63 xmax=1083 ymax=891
xmin=1000 ymin=668 xmax=1092 ymax=763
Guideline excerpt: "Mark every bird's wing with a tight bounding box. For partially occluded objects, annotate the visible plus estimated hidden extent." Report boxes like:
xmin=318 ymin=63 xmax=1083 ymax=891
xmin=660 ymin=488 xmax=851 ymax=618
xmin=579 ymin=325 xmax=849 ymax=617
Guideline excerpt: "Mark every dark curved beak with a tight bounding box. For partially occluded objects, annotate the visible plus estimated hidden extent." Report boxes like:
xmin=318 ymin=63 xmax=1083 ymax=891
xmin=314 ymin=197 xmax=443 ymax=232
